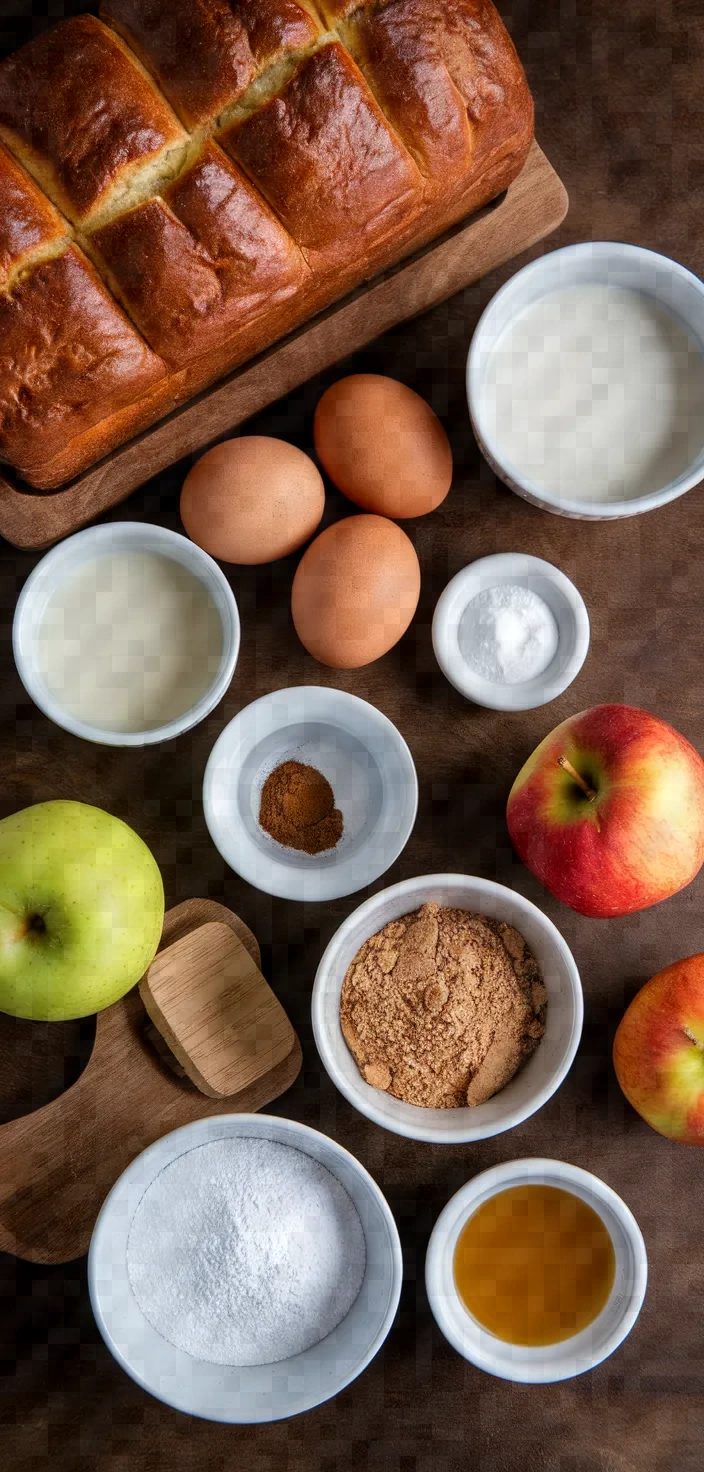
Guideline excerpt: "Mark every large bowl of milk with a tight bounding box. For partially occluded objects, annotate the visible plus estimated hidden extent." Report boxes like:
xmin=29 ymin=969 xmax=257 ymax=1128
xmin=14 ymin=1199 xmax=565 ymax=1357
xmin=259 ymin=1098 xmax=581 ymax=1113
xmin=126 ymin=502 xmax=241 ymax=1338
xmin=13 ymin=522 xmax=240 ymax=746
xmin=467 ymin=242 xmax=704 ymax=519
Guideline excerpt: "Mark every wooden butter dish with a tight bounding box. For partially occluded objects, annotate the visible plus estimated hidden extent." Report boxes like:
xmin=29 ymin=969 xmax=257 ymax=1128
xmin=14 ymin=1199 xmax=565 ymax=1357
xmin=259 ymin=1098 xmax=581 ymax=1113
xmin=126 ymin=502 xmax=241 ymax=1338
xmin=0 ymin=898 xmax=302 ymax=1264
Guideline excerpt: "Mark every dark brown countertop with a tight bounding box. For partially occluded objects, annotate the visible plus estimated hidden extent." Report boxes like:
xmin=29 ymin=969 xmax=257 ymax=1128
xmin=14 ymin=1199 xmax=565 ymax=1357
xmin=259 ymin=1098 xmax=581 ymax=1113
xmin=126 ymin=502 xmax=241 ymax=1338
xmin=2 ymin=2 xmax=704 ymax=1468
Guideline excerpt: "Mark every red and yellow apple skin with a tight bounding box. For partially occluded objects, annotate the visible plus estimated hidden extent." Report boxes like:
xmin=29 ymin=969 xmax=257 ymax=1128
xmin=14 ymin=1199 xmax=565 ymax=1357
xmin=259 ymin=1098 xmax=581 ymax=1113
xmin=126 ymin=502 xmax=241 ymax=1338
xmin=613 ymin=955 xmax=704 ymax=1143
xmin=506 ymin=704 xmax=704 ymax=918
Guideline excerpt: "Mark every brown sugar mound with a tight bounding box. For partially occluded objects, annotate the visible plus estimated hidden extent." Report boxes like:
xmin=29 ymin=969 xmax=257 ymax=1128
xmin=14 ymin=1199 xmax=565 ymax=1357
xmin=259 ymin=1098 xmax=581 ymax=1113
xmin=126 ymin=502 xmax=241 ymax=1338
xmin=259 ymin=760 xmax=343 ymax=855
xmin=339 ymin=903 xmax=547 ymax=1109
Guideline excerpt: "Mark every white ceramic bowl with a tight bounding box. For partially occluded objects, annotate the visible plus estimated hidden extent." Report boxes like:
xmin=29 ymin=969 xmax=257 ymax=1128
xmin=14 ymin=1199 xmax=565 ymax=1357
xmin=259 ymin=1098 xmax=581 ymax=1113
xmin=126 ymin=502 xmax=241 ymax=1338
xmin=432 ymin=553 xmax=590 ymax=710
xmin=13 ymin=522 xmax=240 ymax=746
xmin=425 ymin=1158 xmax=648 ymax=1383
xmin=88 ymin=1113 xmax=402 ymax=1423
xmin=467 ymin=241 xmax=704 ymax=520
xmin=311 ymin=874 xmax=582 ymax=1143
xmin=203 ymin=687 xmax=418 ymax=902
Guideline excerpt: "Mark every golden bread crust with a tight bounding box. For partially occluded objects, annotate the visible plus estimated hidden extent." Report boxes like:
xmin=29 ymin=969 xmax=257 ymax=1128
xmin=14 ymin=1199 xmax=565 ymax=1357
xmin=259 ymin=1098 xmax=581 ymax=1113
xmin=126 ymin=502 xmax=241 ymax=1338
xmin=0 ymin=15 xmax=188 ymax=227
xmin=91 ymin=143 xmax=307 ymax=362
xmin=223 ymin=42 xmax=423 ymax=266
xmin=0 ymin=245 xmax=167 ymax=477
xmin=0 ymin=144 xmax=69 ymax=287
xmin=0 ymin=0 xmax=534 ymax=487
xmin=101 ymin=0 xmax=323 ymax=130
xmin=342 ymin=0 xmax=534 ymax=187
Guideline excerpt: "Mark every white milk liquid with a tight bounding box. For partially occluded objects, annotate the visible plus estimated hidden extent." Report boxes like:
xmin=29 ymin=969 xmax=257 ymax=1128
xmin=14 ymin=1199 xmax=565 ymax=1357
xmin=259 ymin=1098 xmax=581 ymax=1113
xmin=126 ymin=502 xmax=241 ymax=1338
xmin=36 ymin=550 xmax=224 ymax=732
xmin=482 ymin=283 xmax=704 ymax=503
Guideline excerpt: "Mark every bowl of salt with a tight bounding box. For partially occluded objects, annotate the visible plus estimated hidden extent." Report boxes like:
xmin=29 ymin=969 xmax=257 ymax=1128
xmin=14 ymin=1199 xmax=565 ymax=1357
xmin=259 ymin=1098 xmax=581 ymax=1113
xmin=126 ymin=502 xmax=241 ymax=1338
xmin=432 ymin=553 xmax=590 ymax=711
xmin=88 ymin=1114 xmax=402 ymax=1422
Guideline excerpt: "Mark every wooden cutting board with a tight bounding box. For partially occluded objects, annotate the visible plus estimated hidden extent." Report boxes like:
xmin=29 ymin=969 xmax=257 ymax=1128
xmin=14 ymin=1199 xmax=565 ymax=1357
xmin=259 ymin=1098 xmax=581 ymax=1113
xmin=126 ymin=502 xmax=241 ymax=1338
xmin=0 ymin=899 xmax=302 ymax=1264
xmin=0 ymin=141 xmax=568 ymax=551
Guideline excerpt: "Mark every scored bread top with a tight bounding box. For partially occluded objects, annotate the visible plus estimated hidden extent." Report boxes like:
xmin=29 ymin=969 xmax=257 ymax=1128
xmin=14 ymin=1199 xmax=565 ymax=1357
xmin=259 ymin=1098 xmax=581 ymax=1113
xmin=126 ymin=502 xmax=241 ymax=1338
xmin=0 ymin=245 xmax=167 ymax=477
xmin=90 ymin=141 xmax=308 ymax=363
xmin=339 ymin=0 xmax=534 ymax=187
xmin=223 ymin=41 xmax=423 ymax=267
xmin=0 ymin=15 xmax=189 ymax=230
xmin=101 ymin=0 xmax=325 ymax=132
xmin=0 ymin=144 xmax=70 ymax=289
xmin=0 ymin=0 xmax=533 ymax=486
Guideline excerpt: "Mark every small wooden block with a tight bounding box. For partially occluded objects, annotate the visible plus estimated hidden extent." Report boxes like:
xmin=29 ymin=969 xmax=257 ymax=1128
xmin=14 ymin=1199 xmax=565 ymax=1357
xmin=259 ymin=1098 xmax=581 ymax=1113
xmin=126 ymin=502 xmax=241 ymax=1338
xmin=140 ymin=921 xmax=296 ymax=1098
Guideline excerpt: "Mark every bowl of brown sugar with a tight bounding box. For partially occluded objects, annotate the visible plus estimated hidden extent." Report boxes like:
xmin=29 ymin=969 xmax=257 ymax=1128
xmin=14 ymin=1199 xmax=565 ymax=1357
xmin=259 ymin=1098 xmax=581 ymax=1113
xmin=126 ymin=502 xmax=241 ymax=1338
xmin=203 ymin=688 xmax=418 ymax=902
xmin=312 ymin=875 xmax=583 ymax=1143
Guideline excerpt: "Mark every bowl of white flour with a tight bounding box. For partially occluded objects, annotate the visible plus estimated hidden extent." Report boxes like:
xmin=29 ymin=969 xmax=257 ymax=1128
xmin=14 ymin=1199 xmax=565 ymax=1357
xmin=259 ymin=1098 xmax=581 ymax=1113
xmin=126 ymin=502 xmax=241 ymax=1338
xmin=88 ymin=1114 xmax=402 ymax=1422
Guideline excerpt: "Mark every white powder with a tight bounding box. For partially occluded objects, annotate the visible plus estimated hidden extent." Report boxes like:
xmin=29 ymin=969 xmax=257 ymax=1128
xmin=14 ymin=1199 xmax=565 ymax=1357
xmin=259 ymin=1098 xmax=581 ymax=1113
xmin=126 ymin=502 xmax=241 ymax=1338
xmin=459 ymin=584 xmax=559 ymax=685
xmin=126 ymin=1137 xmax=366 ymax=1367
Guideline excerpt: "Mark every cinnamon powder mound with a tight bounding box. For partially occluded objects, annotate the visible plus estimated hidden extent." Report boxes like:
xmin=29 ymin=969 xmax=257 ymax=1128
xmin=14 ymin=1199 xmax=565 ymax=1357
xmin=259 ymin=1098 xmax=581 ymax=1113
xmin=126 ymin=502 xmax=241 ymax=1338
xmin=340 ymin=903 xmax=547 ymax=1108
xmin=259 ymin=760 xmax=343 ymax=855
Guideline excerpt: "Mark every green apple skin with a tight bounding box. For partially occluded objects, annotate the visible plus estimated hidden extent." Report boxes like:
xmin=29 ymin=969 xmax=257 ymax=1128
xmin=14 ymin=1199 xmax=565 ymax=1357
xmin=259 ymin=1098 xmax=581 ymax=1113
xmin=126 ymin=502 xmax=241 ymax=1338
xmin=0 ymin=801 xmax=164 ymax=1021
xmin=507 ymin=704 xmax=704 ymax=918
xmin=613 ymin=955 xmax=704 ymax=1143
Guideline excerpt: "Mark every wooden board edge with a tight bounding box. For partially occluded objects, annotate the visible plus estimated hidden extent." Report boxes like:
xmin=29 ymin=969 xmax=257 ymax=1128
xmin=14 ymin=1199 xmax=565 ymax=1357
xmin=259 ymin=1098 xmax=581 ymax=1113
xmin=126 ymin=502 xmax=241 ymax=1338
xmin=232 ymin=1032 xmax=303 ymax=1117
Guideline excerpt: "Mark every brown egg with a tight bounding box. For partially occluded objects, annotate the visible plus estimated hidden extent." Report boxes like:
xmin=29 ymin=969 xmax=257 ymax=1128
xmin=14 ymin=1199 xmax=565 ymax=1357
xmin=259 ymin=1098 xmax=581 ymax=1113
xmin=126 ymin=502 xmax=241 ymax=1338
xmin=291 ymin=514 xmax=421 ymax=669
xmin=313 ymin=374 xmax=453 ymax=519
xmin=180 ymin=437 xmax=325 ymax=564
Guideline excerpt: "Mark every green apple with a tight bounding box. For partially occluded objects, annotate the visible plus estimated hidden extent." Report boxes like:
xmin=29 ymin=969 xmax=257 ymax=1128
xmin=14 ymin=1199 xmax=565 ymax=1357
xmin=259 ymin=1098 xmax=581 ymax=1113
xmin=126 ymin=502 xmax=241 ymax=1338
xmin=0 ymin=801 xmax=164 ymax=1021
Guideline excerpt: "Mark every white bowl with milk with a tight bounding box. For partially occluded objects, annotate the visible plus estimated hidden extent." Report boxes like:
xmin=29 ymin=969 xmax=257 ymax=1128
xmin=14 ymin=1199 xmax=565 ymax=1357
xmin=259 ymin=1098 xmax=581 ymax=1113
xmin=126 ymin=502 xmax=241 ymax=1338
xmin=467 ymin=242 xmax=704 ymax=519
xmin=13 ymin=522 xmax=240 ymax=746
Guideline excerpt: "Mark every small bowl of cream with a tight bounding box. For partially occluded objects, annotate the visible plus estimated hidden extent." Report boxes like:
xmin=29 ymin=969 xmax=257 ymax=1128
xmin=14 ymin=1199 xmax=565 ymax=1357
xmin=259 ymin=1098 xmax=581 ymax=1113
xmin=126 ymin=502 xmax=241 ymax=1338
xmin=13 ymin=522 xmax=240 ymax=746
xmin=432 ymin=553 xmax=590 ymax=711
xmin=467 ymin=242 xmax=704 ymax=519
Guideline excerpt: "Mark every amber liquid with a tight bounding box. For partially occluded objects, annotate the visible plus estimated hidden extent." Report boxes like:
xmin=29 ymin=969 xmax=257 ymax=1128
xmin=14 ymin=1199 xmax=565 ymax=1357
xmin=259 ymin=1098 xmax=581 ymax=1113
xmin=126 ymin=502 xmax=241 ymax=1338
xmin=453 ymin=1184 xmax=616 ymax=1347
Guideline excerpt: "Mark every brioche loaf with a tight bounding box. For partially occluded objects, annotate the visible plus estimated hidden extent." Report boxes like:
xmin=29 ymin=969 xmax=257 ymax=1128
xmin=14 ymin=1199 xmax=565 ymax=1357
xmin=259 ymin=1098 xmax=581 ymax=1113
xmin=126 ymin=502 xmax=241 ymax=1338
xmin=0 ymin=2 xmax=533 ymax=489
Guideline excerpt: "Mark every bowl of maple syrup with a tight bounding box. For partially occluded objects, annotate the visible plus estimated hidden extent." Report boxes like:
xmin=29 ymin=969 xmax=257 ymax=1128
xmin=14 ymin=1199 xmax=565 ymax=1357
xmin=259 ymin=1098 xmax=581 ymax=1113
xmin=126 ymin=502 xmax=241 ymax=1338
xmin=425 ymin=1158 xmax=647 ymax=1383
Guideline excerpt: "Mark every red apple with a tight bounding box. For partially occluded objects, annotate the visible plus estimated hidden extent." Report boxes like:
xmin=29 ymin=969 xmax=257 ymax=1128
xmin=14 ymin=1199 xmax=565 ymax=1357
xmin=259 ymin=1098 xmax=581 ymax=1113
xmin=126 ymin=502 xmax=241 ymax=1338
xmin=506 ymin=704 xmax=704 ymax=917
xmin=613 ymin=955 xmax=704 ymax=1143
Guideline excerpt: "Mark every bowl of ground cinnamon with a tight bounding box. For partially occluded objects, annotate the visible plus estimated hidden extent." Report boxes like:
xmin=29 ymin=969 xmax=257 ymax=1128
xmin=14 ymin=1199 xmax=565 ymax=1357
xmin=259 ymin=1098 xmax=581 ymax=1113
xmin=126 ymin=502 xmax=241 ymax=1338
xmin=203 ymin=687 xmax=418 ymax=902
xmin=312 ymin=874 xmax=583 ymax=1143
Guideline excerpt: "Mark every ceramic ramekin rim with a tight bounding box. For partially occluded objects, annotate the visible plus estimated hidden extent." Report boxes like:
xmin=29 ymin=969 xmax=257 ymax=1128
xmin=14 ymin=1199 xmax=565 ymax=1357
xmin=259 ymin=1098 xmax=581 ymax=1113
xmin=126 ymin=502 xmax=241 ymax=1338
xmin=431 ymin=552 xmax=591 ymax=709
xmin=202 ymin=685 xmax=419 ymax=902
xmin=88 ymin=1112 xmax=403 ymax=1423
xmin=311 ymin=873 xmax=584 ymax=1143
xmin=12 ymin=521 xmax=240 ymax=747
xmin=425 ymin=1156 xmax=648 ymax=1383
xmin=466 ymin=240 xmax=704 ymax=520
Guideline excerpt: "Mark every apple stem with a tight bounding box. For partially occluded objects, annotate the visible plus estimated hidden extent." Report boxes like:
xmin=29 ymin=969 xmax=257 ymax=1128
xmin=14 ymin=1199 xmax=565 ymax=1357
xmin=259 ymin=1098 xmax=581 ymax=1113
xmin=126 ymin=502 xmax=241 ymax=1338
xmin=557 ymin=755 xmax=597 ymax=802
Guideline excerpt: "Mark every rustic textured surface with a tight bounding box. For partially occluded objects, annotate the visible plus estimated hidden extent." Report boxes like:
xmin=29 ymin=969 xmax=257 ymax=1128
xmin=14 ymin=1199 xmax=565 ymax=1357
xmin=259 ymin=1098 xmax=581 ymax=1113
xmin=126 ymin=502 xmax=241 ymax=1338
xmin=1 ymin=0 xmax=704 ymax=1468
